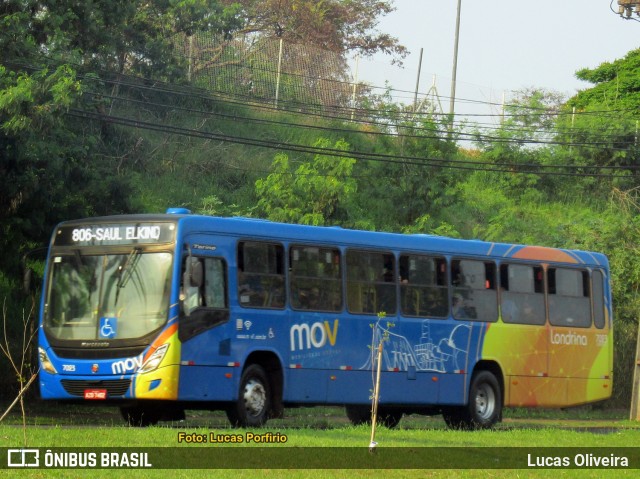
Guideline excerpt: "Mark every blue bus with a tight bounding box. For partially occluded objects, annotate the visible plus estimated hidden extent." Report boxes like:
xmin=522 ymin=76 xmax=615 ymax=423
xmin=38 ymin=209 xmax=613 ymax=428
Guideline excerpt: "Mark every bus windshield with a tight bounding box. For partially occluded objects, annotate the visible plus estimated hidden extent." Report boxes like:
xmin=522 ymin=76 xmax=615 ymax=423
xmin=45 ymin=251 xmax=173 ymax=341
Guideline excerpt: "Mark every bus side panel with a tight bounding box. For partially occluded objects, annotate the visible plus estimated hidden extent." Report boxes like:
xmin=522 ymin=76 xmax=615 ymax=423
xmin=325 ymin=318 xmax=474 ymax=407
xmin=568 ymin=378 xmax=611 ymax=405
xmin=482 ymin=313 xmax=613 ymax=408
xmin=437 ymin=374 xmax=467 ymax=405
xmin=325 ymin=370 xmax=375 ymax=404
xmin=508 ymin=377 xmax=567 ymax=407
xmin=482 ymin=322 xmax=550 ymax=407
xmin=548 ymin=327 xmax=610 ymax=376
xmin=178 ymin=365 xmax=236 ymax=401
xmin=284 ymin=369 xmax=329 ymax=403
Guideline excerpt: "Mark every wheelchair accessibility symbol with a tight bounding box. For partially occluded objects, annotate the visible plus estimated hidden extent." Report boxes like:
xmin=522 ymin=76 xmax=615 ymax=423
xmin=99 ymin=317 xmax=117 ymax=339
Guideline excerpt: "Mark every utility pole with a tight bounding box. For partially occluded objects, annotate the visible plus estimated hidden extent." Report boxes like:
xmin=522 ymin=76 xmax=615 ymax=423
xmin=449 ymin=0 xmax=462 ymax=117
xmin=351 ymin=55 xmax=359 ymax=121
xmin=413 ymin=48 xmax=424 ymax=112
xmin=274 ymin=38 xmax=283 ymax=108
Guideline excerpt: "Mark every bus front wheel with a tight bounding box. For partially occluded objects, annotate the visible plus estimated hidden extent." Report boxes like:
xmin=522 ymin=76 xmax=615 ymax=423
xmin=227 ymin=364 xmax=271 ymax=427
xmin=442 ymin=370 xmax=502 ymax=430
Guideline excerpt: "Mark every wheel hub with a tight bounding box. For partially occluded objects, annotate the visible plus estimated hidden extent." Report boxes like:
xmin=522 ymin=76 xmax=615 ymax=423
xmin=243 ymin=379 xmax=266 ymax=416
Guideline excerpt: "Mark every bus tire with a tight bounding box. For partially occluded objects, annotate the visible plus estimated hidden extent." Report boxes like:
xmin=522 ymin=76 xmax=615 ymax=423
xmin=120 ymin=405 xmax=161 ymax=427
xmin=378 ymin=408 xmax=403 ymax=428
xmin=227 ymin=364 xmax=271 ymax=427
xmin=346 ymin=405 xmax=370 ymax=425
xmin=443 ymin=370 xmax=501 ymax=430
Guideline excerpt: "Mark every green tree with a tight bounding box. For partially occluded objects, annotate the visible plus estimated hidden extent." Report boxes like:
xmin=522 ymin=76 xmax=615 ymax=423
xmin=2 ymin=0 xmax=243 ymax=79
xmin=255 ymin=138 xmax=356 ymax=225
xmin=222 ymin=0 xmax=406 ymax=60
xmin=0 ymin=0 xmax=242 ymax=276
xmin=556 ymin=49 xmax=640 ymax=196
xmin=0 ymin=64 xmax=134 ymax=275
xmin=348 ymin=88 xmax=461 ymax=231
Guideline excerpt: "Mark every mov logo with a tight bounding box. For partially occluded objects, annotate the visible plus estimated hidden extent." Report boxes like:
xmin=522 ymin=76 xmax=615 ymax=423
xmin=7 ymin=449 xmax=39 ymax=467
xmin=290 ymin=320 xmax=339 ymax=352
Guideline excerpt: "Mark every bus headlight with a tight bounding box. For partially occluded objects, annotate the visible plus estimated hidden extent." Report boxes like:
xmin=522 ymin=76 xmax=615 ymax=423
xmin=139 ymin=344 xmax=169 ymax=374
xmin=39 ymin=347 xmax=58 ymax=374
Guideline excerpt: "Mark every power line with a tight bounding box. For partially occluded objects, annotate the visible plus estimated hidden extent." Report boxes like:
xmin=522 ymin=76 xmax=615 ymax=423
xmin=7 ymin=58 xmax=640 ymax=163
xmin=82 ymin=79 xmax=640 ymax=152
xmin=67 ymin=107 xmax=639 ymax=178
xmin=9 ymin=57 xmax=640 ymax=133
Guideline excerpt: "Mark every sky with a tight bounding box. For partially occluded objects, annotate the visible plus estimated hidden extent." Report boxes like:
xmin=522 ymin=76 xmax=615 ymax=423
xmin=352 ymin=0 xmax=640 ymax=118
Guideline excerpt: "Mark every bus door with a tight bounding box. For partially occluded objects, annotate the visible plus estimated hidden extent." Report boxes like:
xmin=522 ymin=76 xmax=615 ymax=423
xmin=177 ymin=235 xmax=233 ymax=401
xmin=547 ymin=267 xmax=612 ymax=405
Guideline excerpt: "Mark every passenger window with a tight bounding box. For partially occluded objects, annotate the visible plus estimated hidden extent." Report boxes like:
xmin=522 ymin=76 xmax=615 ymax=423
xmin=346 ymin=250 xmax=396 ymax=315
xmin=592 ymin=270 xmax=606 ymax=329
xmin=237 ymin=241 xmax=285 ymax=309
xmin=548 ymin=268 xmax=591 ymax=328
xmin=290 ymin=245 xmax=342 ymax=312
xmin=499 ymin=264 xmax=545 ymax=325
xmin=399 ymin=254 xmax=448 ymax=318
xmin=451 ymin=259 xmax=497 ymax=321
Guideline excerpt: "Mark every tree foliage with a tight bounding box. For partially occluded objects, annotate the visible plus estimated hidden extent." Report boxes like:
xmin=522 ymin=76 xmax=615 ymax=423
xmin=572 ymin=48 xmax=640 ymax=111
xmin=0 ymin=0 xmax=241 ymax=275
xmin=221 ymin=0 xmax=407 ymax=60
xmin=549 ymin=50 xmax=640 ymax=198
xmin=256 ymin=138 xmax=356 ymax=225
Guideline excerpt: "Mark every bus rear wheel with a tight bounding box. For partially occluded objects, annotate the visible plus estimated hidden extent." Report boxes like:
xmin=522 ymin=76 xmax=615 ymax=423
xmin=227 ymin=364 xmax=271 ymax=427
xmin=442 ymin=370 xmax=502 ymax=430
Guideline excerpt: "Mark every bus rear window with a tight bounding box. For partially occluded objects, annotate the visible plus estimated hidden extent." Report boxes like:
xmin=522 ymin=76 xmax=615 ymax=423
xmin=592 ymin=270 xmax=606 ymax=329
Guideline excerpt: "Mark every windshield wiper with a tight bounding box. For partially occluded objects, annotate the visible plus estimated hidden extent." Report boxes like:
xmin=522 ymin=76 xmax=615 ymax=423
xmin=115 ymin=248 xmax=141 ymax=304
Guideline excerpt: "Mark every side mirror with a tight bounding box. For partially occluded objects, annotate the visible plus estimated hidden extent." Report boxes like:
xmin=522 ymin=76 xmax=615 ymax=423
xmin=21 ymin=247 xmax=48 ymax=295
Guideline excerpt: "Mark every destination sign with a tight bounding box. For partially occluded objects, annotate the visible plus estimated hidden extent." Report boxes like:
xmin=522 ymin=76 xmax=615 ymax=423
xmin=54 ymin=223 xmax=176 ymax=246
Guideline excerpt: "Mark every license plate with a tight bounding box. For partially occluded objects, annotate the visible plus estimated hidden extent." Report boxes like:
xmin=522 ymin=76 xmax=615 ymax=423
xmin=84 ymin=389 xmax=107 ymax=400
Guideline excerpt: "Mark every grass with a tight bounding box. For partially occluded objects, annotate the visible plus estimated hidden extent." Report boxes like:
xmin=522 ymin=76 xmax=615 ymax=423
xmin=1 ymin=404 xmax=640 ymax=478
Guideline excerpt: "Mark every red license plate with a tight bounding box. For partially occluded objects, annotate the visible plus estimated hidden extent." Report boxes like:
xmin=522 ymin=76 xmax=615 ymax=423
xmin=84 ymin=389 xmax=107 ymax=400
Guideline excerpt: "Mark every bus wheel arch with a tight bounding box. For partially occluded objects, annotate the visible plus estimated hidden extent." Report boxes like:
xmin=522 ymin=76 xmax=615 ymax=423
xmin=443 ymin=362 xmax=503 ymax=430
xmin=227 ymin=351 xmax=283 ymax=427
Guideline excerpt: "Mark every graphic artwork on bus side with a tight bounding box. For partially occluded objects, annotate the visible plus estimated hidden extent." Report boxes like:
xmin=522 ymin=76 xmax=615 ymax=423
xmin=360 ymin=321 xmax=472 ymax=373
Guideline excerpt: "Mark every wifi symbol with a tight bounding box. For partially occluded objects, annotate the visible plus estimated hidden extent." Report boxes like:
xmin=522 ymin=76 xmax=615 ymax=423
xmin=244 ymin=320 xmax=252 ymax=330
